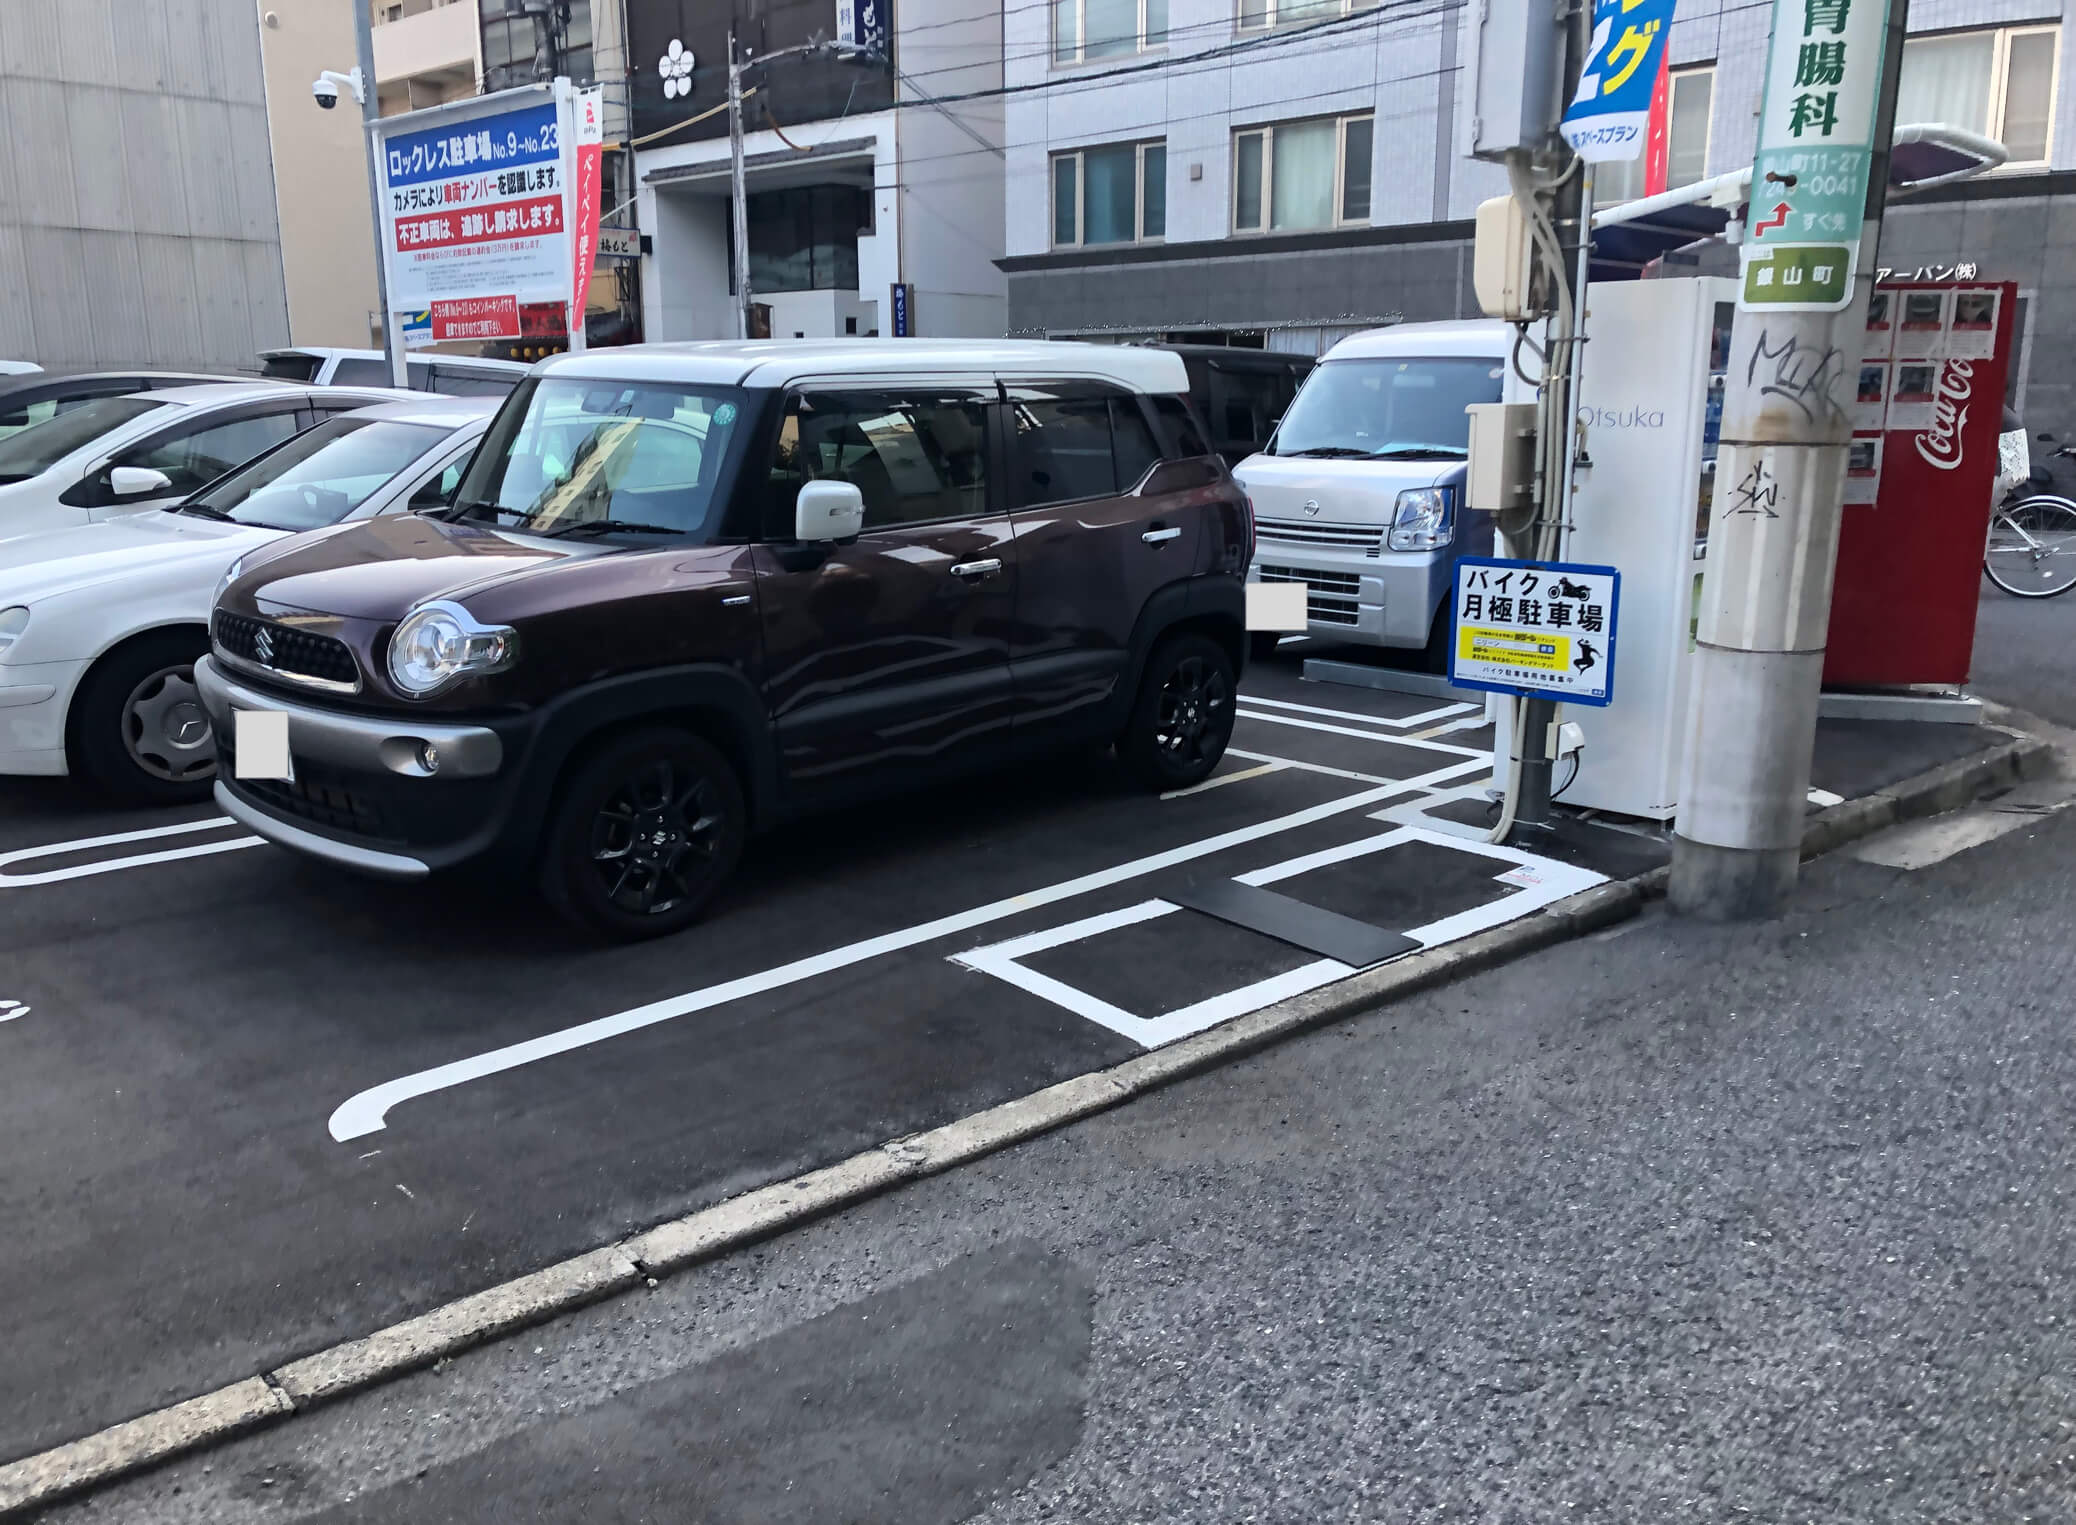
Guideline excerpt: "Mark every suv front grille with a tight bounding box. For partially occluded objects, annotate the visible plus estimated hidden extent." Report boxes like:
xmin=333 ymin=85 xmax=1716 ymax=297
xmin=223 ymin=737 xmax=387 ymax=837
xmin=1254 ymin=517 xmax=1386 ymax=557
xmin=1259 ymin=565 xmax=1362 ymax=626
xmin=213 ymin=612 xmax=360 ymax=691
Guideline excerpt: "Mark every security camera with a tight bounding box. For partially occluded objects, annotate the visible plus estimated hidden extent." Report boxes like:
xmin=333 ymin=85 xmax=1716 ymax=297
xmin=311 ymin=67 xmax=365 ymax=110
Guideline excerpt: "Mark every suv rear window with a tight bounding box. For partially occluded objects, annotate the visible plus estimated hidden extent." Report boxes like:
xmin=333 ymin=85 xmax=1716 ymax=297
xmin=1007 ymin=387 xmax=1163 ymax=507
xmin=1151 ymin=394 xmax=1212 ymax=460
xmin=260 ymin=354 xmax=320 ymax=382
xmin=329 ymin=358 xmax=395 ymax=387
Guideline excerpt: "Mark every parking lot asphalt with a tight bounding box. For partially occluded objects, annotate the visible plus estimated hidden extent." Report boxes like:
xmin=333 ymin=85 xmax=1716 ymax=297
xmin=3 ymin=656 xmax=1596 ymax=1466
xmin=0 ymin=646 xmax=2015 ymax=1475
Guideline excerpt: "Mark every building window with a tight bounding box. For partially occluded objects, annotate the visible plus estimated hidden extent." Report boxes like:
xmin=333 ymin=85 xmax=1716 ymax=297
xmin=1594 ymin=66 xmax=1714 ymax=207
xmin=1231 ymin=114 xmax=1372 ymax=233
xmin=1236 ymin=0 xmax=1379 ymax=33
xmin=1052 ymin=142 xmax=1167 ymax=247
xmin=1052 ymin=0 xmax=1167 ymax=64
xmin=480 ymin=0 xmax=594 ymax=92
xmin=748 ymin=185 xmax=872 ymax=292
xmin=1897 ymin=25 xmax=2058 ymax=167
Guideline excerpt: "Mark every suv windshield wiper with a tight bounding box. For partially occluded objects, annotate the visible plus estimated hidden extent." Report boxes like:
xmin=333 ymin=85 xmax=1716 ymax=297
xmin=1368 ymin=446 xmax=1467 ymax=459
xmin=537 ymin=518 xmax=686 ymax=539
xmin=1278 ymin=446 xmax=1372 ymax=459
xmin=174 ymin=502 xmax=235 ymax=521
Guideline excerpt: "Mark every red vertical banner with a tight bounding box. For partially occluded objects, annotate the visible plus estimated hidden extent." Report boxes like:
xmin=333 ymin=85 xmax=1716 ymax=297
xmin=1824 ymin=282 xmax=2017 ymax=687
xmin=569 ymin=87 xmax=605 ymax=340
xmin=1642 ymin=56 xmax=1672 ymax=196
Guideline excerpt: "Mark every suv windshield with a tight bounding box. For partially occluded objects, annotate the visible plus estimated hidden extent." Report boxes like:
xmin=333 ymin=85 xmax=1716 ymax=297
xmin=181 ymin=416 xmax=444 ymax=531
xmin=1269 ymin=356 xmax=1502 ymax=459
xmin=0 ymin=395 xmax=165 ymax=484
xmin=452 ymin=377 xmax=747 ymax=538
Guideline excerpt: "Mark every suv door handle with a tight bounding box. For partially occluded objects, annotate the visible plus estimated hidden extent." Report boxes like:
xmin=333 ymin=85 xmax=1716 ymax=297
xmin=950 ymin=558 xmax=1002 ymax=579
xmin=1142 ymin=526 xmax=1182 ymax=545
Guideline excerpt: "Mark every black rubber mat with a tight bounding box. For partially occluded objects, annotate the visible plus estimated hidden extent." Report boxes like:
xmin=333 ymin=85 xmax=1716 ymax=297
xmin=1269 ymin=839 xmax=1517 ymax=931
xmin=1018 ymin=913 xmax=1322 ymax=1018
xmin=1164 ymin=878 xmax=1421 ymax=969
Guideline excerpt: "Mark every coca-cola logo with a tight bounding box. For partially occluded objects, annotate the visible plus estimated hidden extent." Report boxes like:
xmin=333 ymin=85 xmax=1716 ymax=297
xmin=1915 ymin=359 xmax=1973 ymax=471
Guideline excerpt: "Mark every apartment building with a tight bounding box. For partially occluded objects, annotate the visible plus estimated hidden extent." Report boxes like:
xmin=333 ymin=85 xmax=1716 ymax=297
xmin=630 ymin=0 xmax=1007 ymax=341
xmin=1001 ymin=0 xmax=2076 ymax=437
xmin=0 ymin=0 xmax=290 ymax=370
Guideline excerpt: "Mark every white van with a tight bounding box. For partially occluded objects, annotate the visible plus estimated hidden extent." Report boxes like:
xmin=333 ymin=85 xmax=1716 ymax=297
xmin=1236 ymin=320 xmax=1521 ymax=668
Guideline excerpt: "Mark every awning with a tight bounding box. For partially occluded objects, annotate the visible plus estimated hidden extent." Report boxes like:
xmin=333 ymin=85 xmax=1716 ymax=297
xmin=1587 ymin=123 xmax=2010 ymax=280
xmin=642 ymin=136 xmax=878 ymax=193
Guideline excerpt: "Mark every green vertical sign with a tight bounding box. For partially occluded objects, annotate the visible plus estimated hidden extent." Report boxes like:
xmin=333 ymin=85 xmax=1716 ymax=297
xmin=1739 ymin=0 xmax=1891 ymax=311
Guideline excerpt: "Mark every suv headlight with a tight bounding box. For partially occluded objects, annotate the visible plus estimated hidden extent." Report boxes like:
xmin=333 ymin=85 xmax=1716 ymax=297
xmin=0 ymin=606 xmax=27 ymax=662
xmin=212 ymin=554 xmax=246 ymax=610
xmin=1388 ymin=487 xmax=1454 ymax=552
xmin=387 ymin=600 xmax=518 ymax=696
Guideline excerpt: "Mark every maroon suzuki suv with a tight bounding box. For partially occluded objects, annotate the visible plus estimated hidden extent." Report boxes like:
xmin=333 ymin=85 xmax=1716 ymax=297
xmin=197 ymin=340 xmax=1253 ymax=939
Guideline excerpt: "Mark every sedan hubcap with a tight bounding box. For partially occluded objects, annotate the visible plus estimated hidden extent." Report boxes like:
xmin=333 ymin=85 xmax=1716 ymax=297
xmin=121 ymin=666 xmax=215 ymax=784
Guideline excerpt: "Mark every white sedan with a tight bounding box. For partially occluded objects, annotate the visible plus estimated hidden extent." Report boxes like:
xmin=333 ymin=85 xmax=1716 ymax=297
xmin=0 ymin=396 xmax=495 ymax=802
xmin=0 ymin=381 xmax=400 ymax=539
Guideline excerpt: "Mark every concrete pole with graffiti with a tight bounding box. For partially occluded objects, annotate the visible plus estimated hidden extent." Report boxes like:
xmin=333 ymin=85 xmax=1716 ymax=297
xmin=1668 ymin=0 xmax=1907 ymax=918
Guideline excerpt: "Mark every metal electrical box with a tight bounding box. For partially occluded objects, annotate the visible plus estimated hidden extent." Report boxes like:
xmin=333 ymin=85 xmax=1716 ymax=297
xmin=1465 ymin=401 xmax=1537 ymax=517
xmin=1466 ymin=0 xmax=1566 ymax=161
xmin=1473 ymin=194 xmax=1540 ymax=319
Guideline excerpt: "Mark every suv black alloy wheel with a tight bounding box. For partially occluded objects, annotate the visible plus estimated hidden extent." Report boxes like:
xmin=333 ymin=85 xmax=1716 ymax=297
xmin=542 ymin=729 xmax=746 ymax=940
xmin=1121 ymin=632 xmax=1235 ymax=791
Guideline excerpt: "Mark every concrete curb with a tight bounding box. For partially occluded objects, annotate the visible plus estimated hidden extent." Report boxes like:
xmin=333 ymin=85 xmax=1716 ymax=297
xmin=0 ymin=729 xmax=2046 ymax=1519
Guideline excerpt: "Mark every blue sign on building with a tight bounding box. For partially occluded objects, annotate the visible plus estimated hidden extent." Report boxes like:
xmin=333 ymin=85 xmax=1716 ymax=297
xmin=889 ymin=282 xmax=912 ymax=338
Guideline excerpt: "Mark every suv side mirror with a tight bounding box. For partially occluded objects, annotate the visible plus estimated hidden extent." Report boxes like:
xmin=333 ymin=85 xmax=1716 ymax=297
xmin=110 ymin=466 xmax=174 ymax=498
xmin=796 ymin=479 xmax=865 ymax=543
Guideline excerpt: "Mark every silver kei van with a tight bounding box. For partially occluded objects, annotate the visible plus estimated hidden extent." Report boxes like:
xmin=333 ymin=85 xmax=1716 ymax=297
xmin=1236 ymin=320 xmax=1516 ymax=668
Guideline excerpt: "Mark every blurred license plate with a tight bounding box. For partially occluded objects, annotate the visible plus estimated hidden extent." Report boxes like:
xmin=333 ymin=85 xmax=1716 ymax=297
xmin=234 ymin=709 xmax=294 ymax=781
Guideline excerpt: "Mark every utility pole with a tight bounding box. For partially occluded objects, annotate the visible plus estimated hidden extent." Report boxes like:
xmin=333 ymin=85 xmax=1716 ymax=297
xmin=1669 ymin=0 xmax=1904 ymax=918
xmin=1505 ymin=0 xmax=1593 ymax=834
xmin=352 ymin=1 xmax=405 ymax=387
xmin=727 ymin=34 xmax=752 ymax=341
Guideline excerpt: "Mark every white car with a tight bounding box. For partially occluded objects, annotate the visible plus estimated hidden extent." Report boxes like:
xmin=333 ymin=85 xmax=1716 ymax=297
xmin=0 ymin=396 xmax=495 ymax=802
xmin=259 ymin=347 xmax=530 ymax=396
xmin=0 ymin=382 xmax=400 ymax=540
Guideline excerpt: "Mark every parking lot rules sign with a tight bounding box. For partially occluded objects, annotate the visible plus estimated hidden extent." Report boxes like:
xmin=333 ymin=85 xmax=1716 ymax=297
xmin=1448 ymin=558 xmax=1621 ymax=707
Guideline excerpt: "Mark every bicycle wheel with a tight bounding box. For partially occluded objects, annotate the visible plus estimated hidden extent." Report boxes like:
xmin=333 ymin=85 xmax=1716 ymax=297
xmin=1985 ymin=494 xmax=2076 ymax=597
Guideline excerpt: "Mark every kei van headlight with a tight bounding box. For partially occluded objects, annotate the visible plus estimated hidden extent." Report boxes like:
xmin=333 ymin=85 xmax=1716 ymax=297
xmin=211 ymin=554 xmax=246 ymax=609
xmin=387 ymin=600 xmax=518 ymax=696
xmin=0 ymin=606 xmax=27 ymax=662
xmin=1388 ymin=487 xmax=1455 ymax=552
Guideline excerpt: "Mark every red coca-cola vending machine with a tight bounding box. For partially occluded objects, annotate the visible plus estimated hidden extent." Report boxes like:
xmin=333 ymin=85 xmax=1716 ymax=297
xmin=1824 ymin=280 xmax=2017 ymax=687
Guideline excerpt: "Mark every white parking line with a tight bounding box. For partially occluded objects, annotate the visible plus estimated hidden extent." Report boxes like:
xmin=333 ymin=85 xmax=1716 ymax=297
xmin=949 ymin=825 xmax=1605 ymax=1047
xmin=326 ymin=754 xmax=1493 ymax=1141
xmin=1234 ymin=708 xmax=1485 ymax=757
xmin=1160 ymin=760 xmax=1287 ymax=799
xmin=1239 ymin=695 xmax=1479 ymax=730
xmin=0 ymin=818 xmax=262 ymax=887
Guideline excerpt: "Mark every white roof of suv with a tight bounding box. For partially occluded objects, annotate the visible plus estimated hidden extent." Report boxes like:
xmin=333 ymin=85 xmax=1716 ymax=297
xmin=1324 ymin=321 xmax=1510 ymax=361
xmin=537 ymin=339 xmax=1192 ymax=395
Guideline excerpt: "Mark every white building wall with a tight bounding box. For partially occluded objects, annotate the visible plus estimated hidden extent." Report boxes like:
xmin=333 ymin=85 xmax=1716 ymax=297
xmin=1005 ymin=0 xmax=1513 ymax=258
xmin=0 ymin=0 xmax=289 ymax=370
